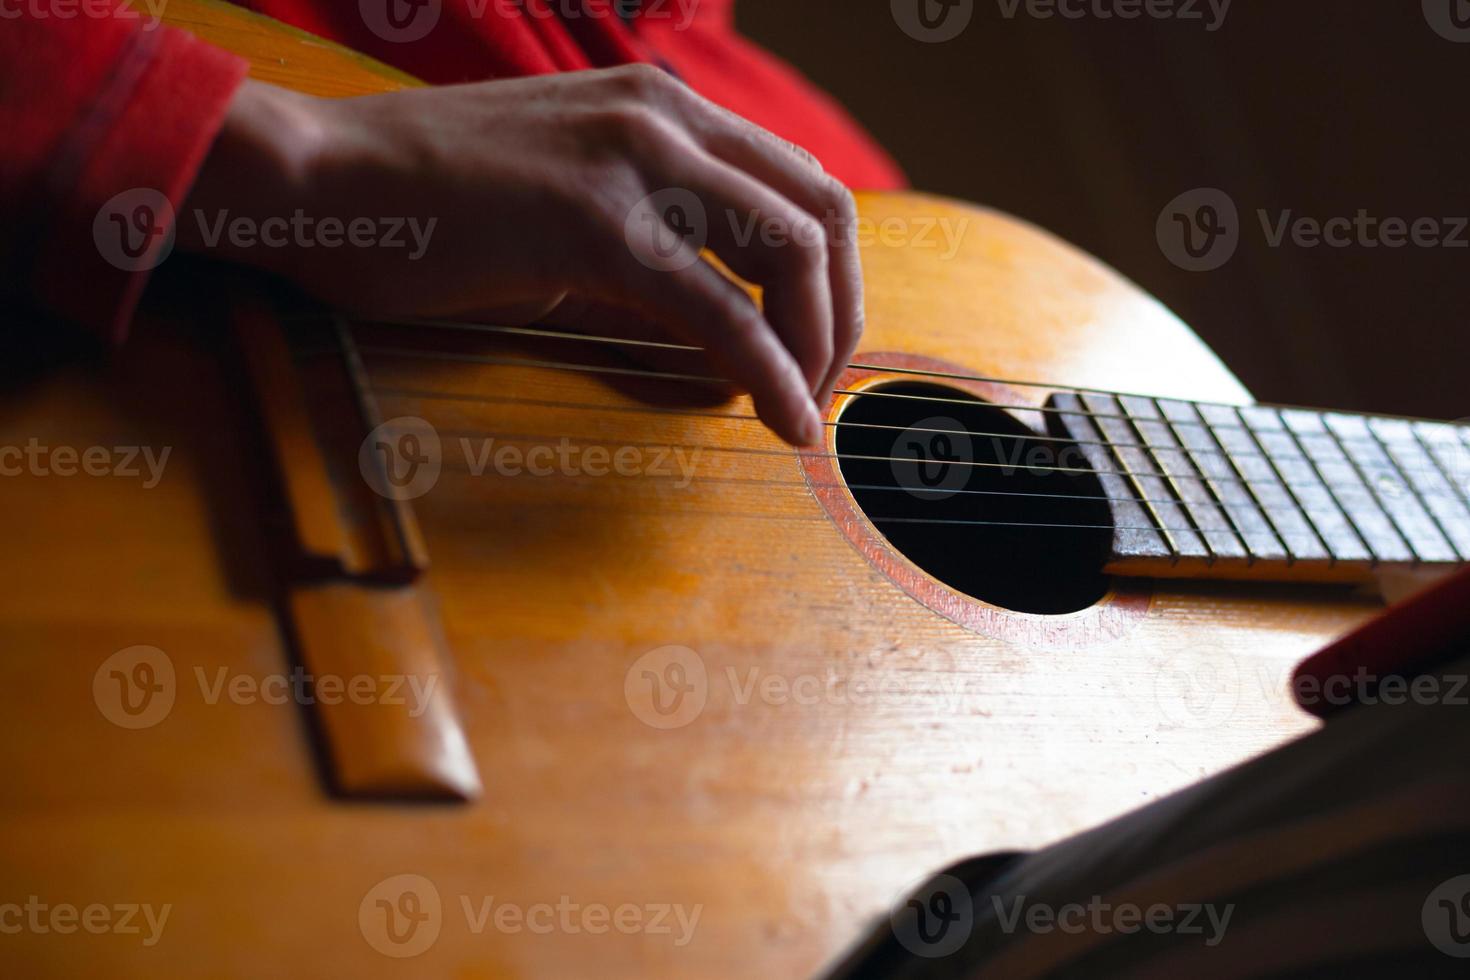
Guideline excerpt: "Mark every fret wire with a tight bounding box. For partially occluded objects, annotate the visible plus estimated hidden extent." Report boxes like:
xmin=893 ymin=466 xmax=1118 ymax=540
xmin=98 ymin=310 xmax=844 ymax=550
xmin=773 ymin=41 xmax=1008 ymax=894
xmin=1264 ymin=411 xmax=1375 ymax=567
xmin=1287 ymin=411 xmax=1413 ymax=564
xmin=1415 ymin=423 xmax=1470 ymax=513
xmin=1128 ymin=395 xmax=1247 ymax=560
xmin=1047 ymin=392 xmax=1175 ymax=560
xmin=1237 ymin=407 xmax=1360 ymax=563
xmin=1100 ymin=393 xmax=1208 ymax=560
xmin=1394 ymin=432 xmax=1470 ymax=561
xmin=1332 ymin=414 xmax=1457 ymax=563
xmin=1318 ymin=416 xmax=1420 ymax=563
xmin=1391 ymin=422 xmax=1470 ymax=561
xmin=1164 ymin=400 xmax=1288 ymax=562
xmin=1223 ymin=402 xmax=1340 ymax=564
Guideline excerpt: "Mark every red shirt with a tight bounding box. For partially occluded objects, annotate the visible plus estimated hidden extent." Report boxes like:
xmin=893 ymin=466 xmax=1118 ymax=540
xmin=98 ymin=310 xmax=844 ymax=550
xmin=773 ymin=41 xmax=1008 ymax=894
xmin=0 ymin=0 xmax=902 ymax=341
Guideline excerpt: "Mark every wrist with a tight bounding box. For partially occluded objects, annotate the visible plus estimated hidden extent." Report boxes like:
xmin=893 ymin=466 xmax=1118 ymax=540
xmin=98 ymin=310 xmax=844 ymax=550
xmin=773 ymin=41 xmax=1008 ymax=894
xmin=177 ymin=79 xmax=332 ymax=276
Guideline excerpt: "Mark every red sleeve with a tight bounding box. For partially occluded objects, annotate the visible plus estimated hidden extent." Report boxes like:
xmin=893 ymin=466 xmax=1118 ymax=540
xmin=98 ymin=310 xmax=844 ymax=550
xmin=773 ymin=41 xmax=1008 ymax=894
xmin=1293 ymin=566 xmax=1470 ymax=718
xmin=0 ymin=7 xmax=248 ymax=343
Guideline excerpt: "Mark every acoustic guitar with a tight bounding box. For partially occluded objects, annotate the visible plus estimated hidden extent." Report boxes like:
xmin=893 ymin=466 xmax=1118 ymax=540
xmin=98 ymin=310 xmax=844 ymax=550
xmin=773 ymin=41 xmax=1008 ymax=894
xmin=4 ymin=3 xmax=1467 ymax=976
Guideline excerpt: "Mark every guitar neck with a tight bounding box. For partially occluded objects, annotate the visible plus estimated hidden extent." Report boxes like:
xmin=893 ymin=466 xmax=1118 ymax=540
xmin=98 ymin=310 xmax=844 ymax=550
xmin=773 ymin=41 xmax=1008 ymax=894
xmin=1050 ymin=392 xmax=1470 ymax=583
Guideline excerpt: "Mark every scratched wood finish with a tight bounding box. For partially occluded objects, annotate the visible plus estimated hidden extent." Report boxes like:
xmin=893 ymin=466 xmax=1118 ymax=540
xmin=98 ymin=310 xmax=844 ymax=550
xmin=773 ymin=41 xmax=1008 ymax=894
xmin=0 ymin=10 xmax=1385 ymax=979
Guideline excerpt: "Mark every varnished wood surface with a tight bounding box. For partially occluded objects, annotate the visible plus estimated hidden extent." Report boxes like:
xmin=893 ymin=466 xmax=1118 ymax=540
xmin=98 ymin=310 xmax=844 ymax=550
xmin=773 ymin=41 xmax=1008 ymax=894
xmin=0 ymin=195 xmax=1384 ymax=979
xmin=0 ymin=8 xmax=1385 ymax=979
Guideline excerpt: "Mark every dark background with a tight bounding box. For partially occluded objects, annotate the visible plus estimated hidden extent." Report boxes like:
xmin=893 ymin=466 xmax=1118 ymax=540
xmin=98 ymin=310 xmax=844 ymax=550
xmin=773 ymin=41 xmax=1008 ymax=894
xmin=739 ymin=1 xmax=1468 ymax=420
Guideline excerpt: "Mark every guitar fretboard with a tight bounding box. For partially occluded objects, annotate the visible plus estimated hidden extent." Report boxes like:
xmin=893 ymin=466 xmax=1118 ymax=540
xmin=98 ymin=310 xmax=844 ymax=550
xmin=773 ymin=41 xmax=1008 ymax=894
xmin=1050 ymin=393 xmax=1470 ymax=582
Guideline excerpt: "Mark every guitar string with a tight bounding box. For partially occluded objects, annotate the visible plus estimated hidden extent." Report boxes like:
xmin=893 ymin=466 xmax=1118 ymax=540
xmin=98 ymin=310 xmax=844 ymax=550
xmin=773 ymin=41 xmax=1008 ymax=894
xmin=311 ymin=341 xmax=1470 ymax=547
xmin=375 ymin=383 xmax=1470 ymax=485
xmin=406 ymin=417 xmax=1460 ymax=553
xmin=333 ymin=315 xmax=1470 ymax=433
xmin=426 ymin=462 xmax=1329 ymax=542
xmin=336 ymin=339 xmax=1470 ymax=457
xmin=353 ymin=354 xmax=1468 ymax=494
xmin=373 ymin=384 xmax=1276 ymax=461
xmin=316 ymin=324 xmax=1470 ymax=551
xmin=370 ymin=417 xmax=1450 ymax=551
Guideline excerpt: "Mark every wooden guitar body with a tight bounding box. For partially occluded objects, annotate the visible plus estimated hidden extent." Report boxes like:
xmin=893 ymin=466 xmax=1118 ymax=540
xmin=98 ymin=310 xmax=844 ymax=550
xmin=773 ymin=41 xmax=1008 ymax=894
xmin=0 ymin=4 xmax=1388 ymax=976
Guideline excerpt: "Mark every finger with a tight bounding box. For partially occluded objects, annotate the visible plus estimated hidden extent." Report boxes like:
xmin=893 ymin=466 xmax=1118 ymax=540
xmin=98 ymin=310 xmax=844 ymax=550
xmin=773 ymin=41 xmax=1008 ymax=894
xmin=605 ymin=220 xmax=823 ymax=447
xmin=654 ymin=147 xmax=836 ymax=401
xmin=656 ymin=87 xmax=866 ymax=409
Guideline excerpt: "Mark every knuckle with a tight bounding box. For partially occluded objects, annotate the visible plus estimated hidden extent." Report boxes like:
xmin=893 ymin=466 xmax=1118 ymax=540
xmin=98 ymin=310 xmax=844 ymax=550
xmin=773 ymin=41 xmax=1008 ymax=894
xmin=589 ymin=105 xmax=674 ymax=154
xmin=821 ymin=178 xmax=859 ymax=245
xmin=774 ymin=134 xmax=821 ymax=172
xmin=608 ymin=62 xmax=671 ymax=100
xmin=788 ymin=218 xmax=830 ymax=268
xmin=824 ymin=177 xmax=858 ymax=221
xmin=712 ymin=295 xmax=766 ymax=339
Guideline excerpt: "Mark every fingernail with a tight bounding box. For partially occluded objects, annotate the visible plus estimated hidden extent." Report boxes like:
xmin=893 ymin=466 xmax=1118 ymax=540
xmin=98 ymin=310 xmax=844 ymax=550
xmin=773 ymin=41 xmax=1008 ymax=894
xmin=800 ymin=398 xmax=824 ymax=446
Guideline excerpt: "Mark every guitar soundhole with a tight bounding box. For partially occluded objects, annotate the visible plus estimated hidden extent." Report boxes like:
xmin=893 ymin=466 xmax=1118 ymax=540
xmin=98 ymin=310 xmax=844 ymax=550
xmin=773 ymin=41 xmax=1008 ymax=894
xmin=836 ymin=382 xmax=1113 ymax=615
